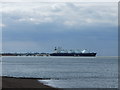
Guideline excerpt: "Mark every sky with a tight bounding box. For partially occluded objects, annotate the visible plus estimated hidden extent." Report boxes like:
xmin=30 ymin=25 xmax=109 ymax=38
xmin=0 ymin=0 xmax=119 ymax=2
xmin=1 ymin=2 xmax=118 ymax=56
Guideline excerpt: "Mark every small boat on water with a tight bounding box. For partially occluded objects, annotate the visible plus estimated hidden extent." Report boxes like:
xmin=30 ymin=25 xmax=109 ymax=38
xmin=50 ymin=47 xmax=97 ymax=57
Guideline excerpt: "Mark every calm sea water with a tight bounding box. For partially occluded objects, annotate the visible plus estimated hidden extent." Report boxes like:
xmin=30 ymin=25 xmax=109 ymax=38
xmin=2 ymin=56 xmax=118 ymax=88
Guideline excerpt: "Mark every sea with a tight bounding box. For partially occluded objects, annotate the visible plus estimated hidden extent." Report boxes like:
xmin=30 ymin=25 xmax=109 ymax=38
xmin=2 ymin=56 xmax=118 ymax=88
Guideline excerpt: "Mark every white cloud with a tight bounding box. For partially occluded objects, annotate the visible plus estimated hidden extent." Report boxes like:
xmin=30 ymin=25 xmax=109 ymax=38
xmin=18 ymin=17 xmax=53 ymax=24
xmin=1 ymin=0 xmax=119 ymax=2
xmin=64 ymin=21 xmax=77 ymax=26
xmin=2 ymin=2 xmax=118 ymax=29
xmin=0 ymin=24 xmax=6 ymax=27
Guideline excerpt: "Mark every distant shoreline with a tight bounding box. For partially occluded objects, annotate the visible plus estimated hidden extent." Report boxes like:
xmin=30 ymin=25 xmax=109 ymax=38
xmin=1 ymin=55 xmax=118 ymax=57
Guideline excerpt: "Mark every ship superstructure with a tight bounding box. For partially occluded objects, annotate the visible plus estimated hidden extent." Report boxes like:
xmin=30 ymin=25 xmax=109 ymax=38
xmin=50 ymin=47 xmax=96 ymax=57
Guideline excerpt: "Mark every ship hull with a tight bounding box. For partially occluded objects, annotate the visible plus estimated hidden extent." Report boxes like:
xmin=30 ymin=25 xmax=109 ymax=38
xmin=50 ymin=53 xmax=96 ymax=57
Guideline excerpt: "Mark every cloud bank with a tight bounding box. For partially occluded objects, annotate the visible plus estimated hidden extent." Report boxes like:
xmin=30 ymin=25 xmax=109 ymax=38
xmin=2 ymin=3 xmax=117 ymax=30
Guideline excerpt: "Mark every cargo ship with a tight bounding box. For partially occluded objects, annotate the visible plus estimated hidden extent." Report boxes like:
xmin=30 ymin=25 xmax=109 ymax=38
xmin=50 ymin=47 xmax=97 ymax=57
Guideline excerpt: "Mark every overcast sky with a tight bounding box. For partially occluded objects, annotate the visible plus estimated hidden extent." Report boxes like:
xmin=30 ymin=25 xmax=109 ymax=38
xmin=1 ymin=2 xmax=118 ymax=56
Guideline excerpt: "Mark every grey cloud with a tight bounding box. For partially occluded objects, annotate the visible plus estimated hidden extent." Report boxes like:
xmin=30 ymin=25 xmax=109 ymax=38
xmin=2 ymin=2 xmax=117 ymax=29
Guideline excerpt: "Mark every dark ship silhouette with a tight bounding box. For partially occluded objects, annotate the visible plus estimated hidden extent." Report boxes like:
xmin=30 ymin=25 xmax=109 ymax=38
xmin=50 ymin=47 xmax=97 ymax=57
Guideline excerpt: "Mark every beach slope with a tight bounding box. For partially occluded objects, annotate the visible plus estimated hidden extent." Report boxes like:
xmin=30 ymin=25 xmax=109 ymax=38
xmin=2 ymin=76 xmax=57 ymax=89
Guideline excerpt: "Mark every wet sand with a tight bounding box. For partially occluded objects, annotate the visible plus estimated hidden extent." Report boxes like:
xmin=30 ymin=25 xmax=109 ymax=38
xmin=2 ymin=76 xmax=58 ymax=89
